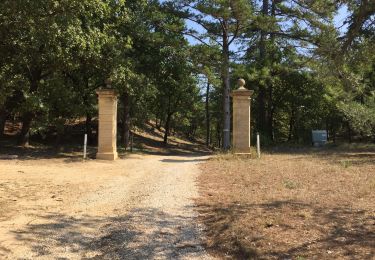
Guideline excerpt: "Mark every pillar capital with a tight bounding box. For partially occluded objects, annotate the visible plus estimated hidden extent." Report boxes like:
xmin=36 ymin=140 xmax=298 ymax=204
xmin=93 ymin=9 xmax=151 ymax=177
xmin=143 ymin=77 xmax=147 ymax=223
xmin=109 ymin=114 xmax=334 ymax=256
xmin=231 ymin=89 xmax=254 ymax=97
xmin=96 ymin=88 xmax=118 ymax=98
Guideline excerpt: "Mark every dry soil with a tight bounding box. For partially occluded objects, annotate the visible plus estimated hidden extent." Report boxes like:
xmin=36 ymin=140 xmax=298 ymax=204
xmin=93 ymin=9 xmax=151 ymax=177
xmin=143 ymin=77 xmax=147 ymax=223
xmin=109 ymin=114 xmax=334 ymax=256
xmin=0 ymin=153 xmax=214 ymax=259
xmin=198 ymin=147 xmax=375 ymax=259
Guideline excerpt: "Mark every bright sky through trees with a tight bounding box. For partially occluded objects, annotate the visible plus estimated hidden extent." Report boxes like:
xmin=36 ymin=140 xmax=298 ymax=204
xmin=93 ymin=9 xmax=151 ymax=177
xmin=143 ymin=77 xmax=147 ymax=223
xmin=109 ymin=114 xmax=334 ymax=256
xmin=161 ymin=0 xmax=350 ymax=46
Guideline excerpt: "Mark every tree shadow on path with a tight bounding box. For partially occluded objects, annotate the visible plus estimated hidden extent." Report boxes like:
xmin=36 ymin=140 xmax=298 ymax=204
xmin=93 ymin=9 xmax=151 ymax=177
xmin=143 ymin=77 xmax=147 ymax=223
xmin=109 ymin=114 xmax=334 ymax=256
xmin=160 ymin=158 xmax=209 ymax=163
xmin=3 ymin=207 xmax=208 ymax=259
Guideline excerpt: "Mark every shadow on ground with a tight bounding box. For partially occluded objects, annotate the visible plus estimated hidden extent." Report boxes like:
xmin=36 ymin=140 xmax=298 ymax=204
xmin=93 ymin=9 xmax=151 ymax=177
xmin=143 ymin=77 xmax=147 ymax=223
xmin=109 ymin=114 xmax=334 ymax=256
xmin=268 ymin=144 xmax=375 ymax=167
xmin=1 ymin=208 xmax=207 ymax=259
xmin=196 ymin=200 xmax=375 ymax=259
xmin=160 ymin=158 xmax=209 ymax=163
xmin=0 ymin=132 xmax=211 ymax=161
xmin=132 ymin=133 xmax=211 ymax=157
xmin=0 ymin=144 xmax=97 ymax=162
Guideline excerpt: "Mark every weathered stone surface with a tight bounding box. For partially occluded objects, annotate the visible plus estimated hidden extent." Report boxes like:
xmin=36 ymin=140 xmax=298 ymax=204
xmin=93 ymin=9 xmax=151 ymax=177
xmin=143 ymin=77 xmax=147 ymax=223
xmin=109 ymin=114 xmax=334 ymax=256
xmin=231 ymin=79 xmax=253 ymax=154
xmin=96 ymin=89 xmax=118 ymax=160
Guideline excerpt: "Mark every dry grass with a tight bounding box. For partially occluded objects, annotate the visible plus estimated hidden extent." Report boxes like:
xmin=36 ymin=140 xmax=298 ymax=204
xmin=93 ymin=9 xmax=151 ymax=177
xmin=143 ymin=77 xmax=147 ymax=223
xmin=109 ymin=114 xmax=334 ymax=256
xmin=197 ymin=145 xmax=375 ymax=259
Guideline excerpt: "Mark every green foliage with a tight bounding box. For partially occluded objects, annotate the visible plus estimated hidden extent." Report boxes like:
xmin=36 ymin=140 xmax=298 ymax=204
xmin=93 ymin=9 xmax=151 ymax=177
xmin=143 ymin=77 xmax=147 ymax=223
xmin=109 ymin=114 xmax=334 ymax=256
xmin=283 ymin=179 xmax=298 ymax=190
xmin=339 ymin=101 xmax=375 ymax=136
xmin=0 ymin=0 xmax=373 ymax=147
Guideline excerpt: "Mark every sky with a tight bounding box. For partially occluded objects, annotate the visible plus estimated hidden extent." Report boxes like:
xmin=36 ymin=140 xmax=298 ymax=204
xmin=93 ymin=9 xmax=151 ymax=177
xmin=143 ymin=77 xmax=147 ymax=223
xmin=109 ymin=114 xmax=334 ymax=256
xmin=334 ymin=5 xmax=350 ymax=35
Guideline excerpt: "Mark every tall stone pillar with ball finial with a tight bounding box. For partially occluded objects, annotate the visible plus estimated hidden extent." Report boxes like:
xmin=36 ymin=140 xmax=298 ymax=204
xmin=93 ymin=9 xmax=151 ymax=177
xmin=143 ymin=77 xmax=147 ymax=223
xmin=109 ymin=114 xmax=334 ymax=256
xmin=231 ymin=78 xmax=254 ymax=154
xmin=96 ymin=79 xmax=118 ymax=160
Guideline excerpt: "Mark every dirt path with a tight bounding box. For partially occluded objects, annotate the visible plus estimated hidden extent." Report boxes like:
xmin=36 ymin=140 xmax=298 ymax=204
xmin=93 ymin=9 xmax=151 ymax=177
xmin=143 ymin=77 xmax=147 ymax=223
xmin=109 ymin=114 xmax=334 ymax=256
xmin=0 ymin=153 xmax=214 ymax=259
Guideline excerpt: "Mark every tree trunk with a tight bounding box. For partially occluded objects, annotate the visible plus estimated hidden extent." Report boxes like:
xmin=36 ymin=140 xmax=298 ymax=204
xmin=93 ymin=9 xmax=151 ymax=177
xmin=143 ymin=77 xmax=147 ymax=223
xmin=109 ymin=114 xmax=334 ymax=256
xmin=258 ymin=87 xmax=267 ymax=135
xmin=163 ymin=113 xmax=172 ymax=146
xmin=257 ymin=0 xmax=269 ymax=137
xmin=347 ymin=123 xmax=352 ymax=143
xmin=155 ymin=117 xmax=160 ymax=129
xmin=266 ymin=0 xmax=276 ymax=142
xmin=267 ymin=84 xmax=274 ymax=141
xmin=18 ymin=70 xmax=40 ymax=146
xmin=18 ymin=116 xmax=34 ymax=146
xmin=205 ymin=81 xmax=210 ymax=147
xmin=85 ymin=114 xmax=93 ymax=144
xmin=216 ymin=121 xmax=222 ymax=148
xmin=18 ymin=112 xmax=33 ymax=146
xmin=222 ymin=24 xmax=231 ymax=150
xmin=0 ymin=108 xmax=7 ymax=139
xmin=121 ymin=92 xmax=130 ymax=149
xmin=288 ymin=110 xmax=295 ymax=141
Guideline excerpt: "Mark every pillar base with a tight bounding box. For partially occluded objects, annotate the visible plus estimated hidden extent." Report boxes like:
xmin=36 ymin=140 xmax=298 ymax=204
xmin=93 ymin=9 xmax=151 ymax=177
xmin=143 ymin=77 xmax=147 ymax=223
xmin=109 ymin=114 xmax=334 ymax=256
xmin=96 ymin=152 xmax=118 ymax=161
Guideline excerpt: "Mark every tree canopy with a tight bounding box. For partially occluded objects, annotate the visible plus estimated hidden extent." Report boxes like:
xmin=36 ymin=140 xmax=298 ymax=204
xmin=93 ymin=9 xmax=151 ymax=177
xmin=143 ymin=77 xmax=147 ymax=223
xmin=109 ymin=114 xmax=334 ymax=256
xmin=0 ymin=0 xmax=374 ymax=147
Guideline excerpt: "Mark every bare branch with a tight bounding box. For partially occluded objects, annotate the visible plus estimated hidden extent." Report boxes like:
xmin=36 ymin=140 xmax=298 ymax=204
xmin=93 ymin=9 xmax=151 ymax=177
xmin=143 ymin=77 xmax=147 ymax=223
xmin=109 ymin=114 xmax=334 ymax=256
xmin=183 ymin=32 xmax=213 ymax=47
xmin=228 ymin=20 xmax=240 ymax=45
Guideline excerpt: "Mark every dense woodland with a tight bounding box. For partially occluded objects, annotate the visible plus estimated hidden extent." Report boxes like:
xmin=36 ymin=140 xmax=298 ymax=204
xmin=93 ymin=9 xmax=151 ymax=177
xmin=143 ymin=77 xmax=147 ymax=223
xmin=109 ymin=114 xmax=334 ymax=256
xmin=0 ymin=0 xmax=374 ymax=149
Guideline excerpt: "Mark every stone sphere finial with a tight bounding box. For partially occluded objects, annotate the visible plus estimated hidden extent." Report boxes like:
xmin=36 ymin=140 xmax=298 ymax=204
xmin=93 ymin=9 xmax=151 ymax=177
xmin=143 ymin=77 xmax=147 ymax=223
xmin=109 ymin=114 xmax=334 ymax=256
xmin=237 ymin=78 xmax=246 ymax=90
xmin=105 ymin=78 xmax=113 ymax=88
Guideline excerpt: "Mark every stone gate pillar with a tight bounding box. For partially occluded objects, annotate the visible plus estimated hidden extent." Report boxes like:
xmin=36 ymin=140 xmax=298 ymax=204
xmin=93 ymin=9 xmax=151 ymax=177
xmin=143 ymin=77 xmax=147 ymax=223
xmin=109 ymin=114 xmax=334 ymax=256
xmin=96 ymin=87 xmax=118 ymax=160
xmin=231 ymin=79 xmax=253 ymax=154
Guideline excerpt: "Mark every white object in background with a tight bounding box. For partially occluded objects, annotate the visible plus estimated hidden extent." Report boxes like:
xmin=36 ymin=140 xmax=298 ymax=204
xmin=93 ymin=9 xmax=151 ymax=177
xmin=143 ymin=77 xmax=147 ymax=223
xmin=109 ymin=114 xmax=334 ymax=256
xmin=83 ymin=134 xmax=87 ymax=159
xmin=257 ymin=133 xmax=261 ymax=158
xmin=312 ymin=130 xmax=327 ymax=146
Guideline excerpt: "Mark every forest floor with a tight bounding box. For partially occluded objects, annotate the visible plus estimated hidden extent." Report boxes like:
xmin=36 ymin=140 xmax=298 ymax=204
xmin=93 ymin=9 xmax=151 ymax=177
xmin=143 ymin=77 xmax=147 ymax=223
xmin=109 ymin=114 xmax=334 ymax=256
xmin=198 ymin=144 xmax=375 ymax=259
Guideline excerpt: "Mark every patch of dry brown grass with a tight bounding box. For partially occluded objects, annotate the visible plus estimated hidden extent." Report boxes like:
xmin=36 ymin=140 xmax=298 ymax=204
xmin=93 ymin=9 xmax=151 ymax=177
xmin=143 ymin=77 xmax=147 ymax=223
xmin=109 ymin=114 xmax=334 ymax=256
xmin=197 ymin=146 xmax=375 ymax=259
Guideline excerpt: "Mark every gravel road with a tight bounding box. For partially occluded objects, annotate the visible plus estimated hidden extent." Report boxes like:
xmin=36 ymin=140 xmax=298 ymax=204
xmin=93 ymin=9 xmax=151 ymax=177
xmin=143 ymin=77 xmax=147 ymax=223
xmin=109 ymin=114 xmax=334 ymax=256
xmin=0 ymin=153 xmax=215 ymax=259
